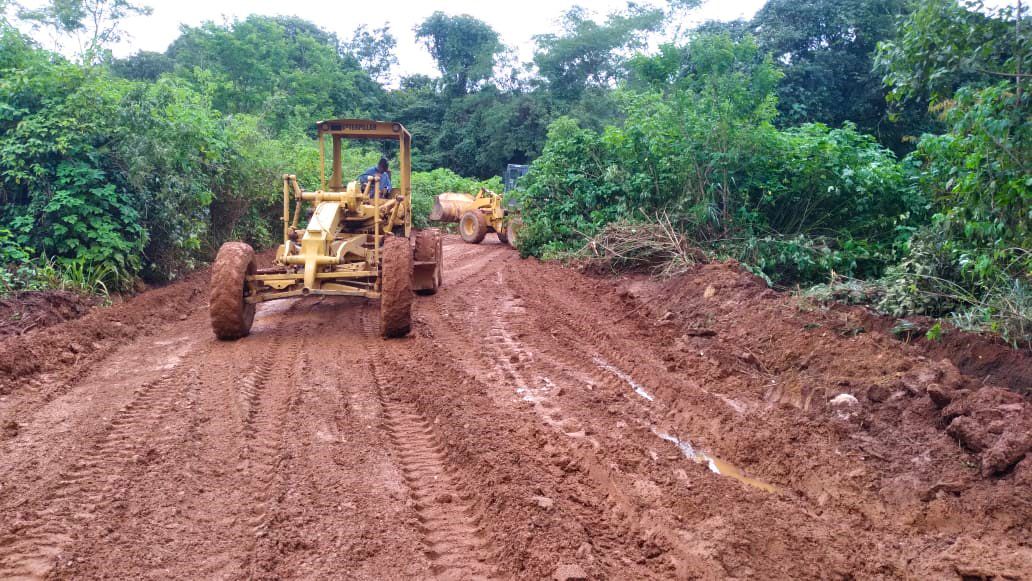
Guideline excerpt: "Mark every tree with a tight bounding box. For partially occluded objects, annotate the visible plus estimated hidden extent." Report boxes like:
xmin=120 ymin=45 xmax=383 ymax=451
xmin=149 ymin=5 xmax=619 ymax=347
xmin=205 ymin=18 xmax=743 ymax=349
xmin=431 ymin=88 xmax=551 ymax=178
xmin=166 ymin=15 xmax=383 ymax=133
xmin=109 ymin=50 xmax=172 ymax=80
xmin=0 ymin=1 xmax=13 ymax=28
xmin=875 ymin=0 xmax=1029 ymax=105
xmin=534 ymin=4 xmax=663 ymax=103
xmin=17 ymin=0 xmax=152 ymax=64
xmin=415 ymin=12 xmax=500 ymax=97
xmin=344 ymin=24 xmax=397 ymax=84
xmin=750 ymin=0 xmax=910 ymax=144
xmin=875 ymin=0 xmax=1030 ymax=344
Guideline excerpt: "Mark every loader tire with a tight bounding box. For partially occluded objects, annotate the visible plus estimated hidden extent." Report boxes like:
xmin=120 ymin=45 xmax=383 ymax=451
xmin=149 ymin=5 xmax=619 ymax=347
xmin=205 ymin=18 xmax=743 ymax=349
xmin=380 ymin=235 xmax=413 ymax=338
xmin=413 ymin=228 xmax=442 ymax=296
xmin=459 ymin=211 xmax=488 ymax=244
xmin=210 ymin=242 xmax=257 ymax=340
xmin=506 ymin=218 xmax=522 ymax=250
xmin=496 ymin=224 xmax=509 ymax=245
xmin=435 ymin=232 xmax=443 ymax=287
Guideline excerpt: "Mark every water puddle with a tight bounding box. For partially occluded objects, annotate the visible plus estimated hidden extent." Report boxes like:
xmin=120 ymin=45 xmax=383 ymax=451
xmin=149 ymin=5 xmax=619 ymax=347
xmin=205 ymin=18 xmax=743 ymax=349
xmin=515 ymin=384 xmax=548 ymax=404
xmin=653 ymin=429 xmax=777 ymax=493
xmin=593 ymin=356 xmax=654 ymax=401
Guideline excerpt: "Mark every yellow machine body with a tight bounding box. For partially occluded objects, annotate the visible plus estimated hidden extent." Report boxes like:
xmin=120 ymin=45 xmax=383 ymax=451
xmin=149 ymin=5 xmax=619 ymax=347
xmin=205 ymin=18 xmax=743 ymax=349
xmin=209 ymin=119 xmax=442 ymax=340
xmin=248 ymin=119 xmax=436 ymax=302
xmin=431 ymin=189 xmax=509 ymax=240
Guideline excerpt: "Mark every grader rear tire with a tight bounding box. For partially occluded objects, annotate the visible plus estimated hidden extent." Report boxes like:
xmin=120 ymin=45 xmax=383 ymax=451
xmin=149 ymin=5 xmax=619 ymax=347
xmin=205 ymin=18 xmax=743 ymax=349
xmin=413 ymin=228 xmax=442 ymax=296
xmin=210 ymin=242 xmax=257 ymax=340
xmin=380 ymin=235 xmax=413 ymax=338
xmin=459 ymin=211 xmax=488 ymax=244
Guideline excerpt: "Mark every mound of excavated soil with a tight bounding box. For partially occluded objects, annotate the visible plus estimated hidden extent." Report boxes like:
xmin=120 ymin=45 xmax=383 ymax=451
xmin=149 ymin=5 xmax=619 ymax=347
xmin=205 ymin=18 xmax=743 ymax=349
xmin=0 ymin=291 xmax=95 ymax=339
xmin=0 ymin=273 xmax=208 ymax=394
xmin=622 ymin=260 xmax=1032 ymax=476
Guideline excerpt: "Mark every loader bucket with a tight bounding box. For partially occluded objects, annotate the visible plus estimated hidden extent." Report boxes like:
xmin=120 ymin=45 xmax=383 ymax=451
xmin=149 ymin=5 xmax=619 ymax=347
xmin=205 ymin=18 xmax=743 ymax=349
xmin=430 ymin=192 xmax=477 ymax=222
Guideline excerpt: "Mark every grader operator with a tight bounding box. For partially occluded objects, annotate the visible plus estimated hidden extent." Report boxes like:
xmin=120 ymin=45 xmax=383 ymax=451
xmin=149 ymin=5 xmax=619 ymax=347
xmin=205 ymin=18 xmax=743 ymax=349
xmin=209 ymin=119 xmax=443 ymax=340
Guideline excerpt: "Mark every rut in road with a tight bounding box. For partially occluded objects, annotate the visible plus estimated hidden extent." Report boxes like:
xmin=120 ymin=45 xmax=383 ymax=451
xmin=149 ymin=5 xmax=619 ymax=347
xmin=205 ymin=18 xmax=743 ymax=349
xmin=0 ymin=362 xmax=193 ymax=579
xmin=362 ymin=305 xmax=494 ymax=579
xmin=237 ymin=305 xmax=310 ymax=577
xmin=432 ymin=266 xmax=768 ymax=576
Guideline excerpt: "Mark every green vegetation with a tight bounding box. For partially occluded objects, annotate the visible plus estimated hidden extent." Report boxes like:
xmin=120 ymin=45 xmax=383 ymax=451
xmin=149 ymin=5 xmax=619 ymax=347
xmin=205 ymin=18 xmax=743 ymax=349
xmin=0 ymin=0 xmax=1027 ymax=346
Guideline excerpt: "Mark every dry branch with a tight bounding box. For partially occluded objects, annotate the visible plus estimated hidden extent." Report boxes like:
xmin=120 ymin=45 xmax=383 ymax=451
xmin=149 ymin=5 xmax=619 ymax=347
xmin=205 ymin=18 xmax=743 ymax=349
xmin=576 ymin=213 xmax=705 ymax=277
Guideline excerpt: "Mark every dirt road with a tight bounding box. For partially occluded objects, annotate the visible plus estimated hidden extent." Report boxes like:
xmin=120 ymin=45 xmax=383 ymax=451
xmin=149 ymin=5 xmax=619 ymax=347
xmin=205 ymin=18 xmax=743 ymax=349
xmin=1 ymin=236 xmax=1029 ymax=579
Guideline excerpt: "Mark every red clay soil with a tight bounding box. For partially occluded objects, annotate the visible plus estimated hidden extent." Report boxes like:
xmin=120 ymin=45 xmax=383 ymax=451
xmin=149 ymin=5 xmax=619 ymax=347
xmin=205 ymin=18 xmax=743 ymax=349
xmin=0 ymin=237 xmax=1028 ymax=579
xmin=0 ymin=290 xmax=94 ymax=339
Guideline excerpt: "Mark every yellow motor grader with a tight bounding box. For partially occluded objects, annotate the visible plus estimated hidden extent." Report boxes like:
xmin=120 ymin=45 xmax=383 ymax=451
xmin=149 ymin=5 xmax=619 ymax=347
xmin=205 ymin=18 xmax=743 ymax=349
xmin=209 ymin=119 xmax=443 ymax=340
xmin=430 ymin=189 xmax=519 ymax=247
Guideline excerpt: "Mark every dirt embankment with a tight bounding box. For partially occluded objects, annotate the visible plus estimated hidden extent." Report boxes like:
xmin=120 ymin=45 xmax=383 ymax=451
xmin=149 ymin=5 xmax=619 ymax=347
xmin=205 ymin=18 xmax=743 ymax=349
xmin=0 ymin=291 xmax=96 ymax=339
xmin=0 ymin=237 xmax=1028 ymax=580
xmin=622 ymin=260 xmax=1031 ymax=478
xmin=0 ymin=272 xmax=208 ymax=395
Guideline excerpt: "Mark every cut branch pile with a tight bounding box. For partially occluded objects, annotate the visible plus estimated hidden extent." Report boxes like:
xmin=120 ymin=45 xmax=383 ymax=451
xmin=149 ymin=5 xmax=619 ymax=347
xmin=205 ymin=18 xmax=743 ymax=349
xmin=577 ymin=214 xmax=706 ymax=278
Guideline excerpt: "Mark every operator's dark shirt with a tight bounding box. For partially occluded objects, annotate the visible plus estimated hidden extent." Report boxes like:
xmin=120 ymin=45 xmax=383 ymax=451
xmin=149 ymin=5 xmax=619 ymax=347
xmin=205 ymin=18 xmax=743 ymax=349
xmin=359 ymin=167 xmax=391 ymax=192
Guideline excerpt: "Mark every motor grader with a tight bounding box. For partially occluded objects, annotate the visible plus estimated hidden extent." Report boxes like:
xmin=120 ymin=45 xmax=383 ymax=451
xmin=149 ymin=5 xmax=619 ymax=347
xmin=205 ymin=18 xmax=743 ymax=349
xmin=430 ymin=189 xmax=519 ymax=247
xmin=209 ymin=119 xmax=443 ymax=340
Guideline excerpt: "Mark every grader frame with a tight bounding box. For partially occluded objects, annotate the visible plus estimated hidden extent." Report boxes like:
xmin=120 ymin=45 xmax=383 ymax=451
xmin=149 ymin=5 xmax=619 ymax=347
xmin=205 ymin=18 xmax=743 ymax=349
xmin=209 ymin=119 xmax=442 ymax=340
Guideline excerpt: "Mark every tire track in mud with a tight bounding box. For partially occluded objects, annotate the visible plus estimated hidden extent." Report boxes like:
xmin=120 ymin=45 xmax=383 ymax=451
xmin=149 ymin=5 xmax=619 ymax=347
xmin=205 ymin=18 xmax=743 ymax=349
xmin=0 ymin=359 xmax=196 ymax=579
xmin=361 ymin=305 xmax=494 ymax=579
xmin=237 ymin=306 xmax=310 ymax=577
xmin=442 ymin=242 xmax=510 ymax=287
xmin=418 ymin=246 xmax=517 ymax=380
xmin=441 ymin=266 xmax=769 ymax=576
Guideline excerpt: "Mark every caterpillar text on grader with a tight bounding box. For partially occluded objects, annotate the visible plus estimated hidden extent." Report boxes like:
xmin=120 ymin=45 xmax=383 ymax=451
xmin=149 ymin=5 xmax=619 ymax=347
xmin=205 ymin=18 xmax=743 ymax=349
xmin=209 ymin=119 xmax=443 ymax=340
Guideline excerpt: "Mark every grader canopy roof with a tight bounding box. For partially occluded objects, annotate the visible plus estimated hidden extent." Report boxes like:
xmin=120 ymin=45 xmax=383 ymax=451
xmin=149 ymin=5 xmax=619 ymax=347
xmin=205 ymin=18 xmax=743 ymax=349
xmin=316 ymin=118 xmax=411 ymax=195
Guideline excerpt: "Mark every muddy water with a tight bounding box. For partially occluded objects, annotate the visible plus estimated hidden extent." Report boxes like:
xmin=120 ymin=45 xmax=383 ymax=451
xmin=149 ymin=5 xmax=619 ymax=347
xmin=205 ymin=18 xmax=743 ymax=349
xmin=592 ymin=355 xmax=777 ymax=493
xmin=654 ymin=430 xmax=777 ymax=493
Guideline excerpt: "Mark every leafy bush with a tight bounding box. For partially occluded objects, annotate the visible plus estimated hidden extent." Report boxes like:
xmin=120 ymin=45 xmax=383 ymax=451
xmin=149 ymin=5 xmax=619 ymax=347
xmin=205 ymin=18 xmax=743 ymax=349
xmin=762 ymin=123 xmax=920 ymax=240
xmin=518 ymin=35 xmax=920 ymax=285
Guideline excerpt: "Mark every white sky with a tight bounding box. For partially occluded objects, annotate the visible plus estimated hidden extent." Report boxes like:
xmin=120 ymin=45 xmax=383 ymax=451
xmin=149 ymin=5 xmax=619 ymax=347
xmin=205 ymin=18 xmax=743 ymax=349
xmin=16 ymin=0 xmax=769 ymax=82
xmin=15 ymin=0 xmax=1018 ymax=85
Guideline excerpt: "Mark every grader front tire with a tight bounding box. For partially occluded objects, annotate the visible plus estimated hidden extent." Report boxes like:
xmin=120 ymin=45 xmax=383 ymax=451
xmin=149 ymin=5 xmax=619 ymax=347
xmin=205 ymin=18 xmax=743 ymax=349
xmin=459 ymin=211 xmax=488 ymax=244
xmin=210 ymin=242 xmax=257 ymax=340
xmin=380 ymin=235 xmax=414 ymax=338
xmin=496 ymin=225 xmax=509 ymax=245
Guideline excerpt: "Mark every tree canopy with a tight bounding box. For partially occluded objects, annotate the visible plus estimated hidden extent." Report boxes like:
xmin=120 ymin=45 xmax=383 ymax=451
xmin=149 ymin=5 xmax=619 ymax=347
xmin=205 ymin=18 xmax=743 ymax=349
xmin=415 ymin=12 xmax=501 ymax=97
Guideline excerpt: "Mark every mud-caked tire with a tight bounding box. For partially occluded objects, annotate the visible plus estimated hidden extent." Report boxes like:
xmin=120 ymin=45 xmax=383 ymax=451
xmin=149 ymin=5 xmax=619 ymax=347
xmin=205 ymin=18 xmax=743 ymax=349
xmin=506 ymin=218 xmax=523 ymax=250
xmin=434 ymin=232 xmax=443 ymax=288
xmin=413 ymin=228 xmax=443 ymax=296
xmin=459 ymin=211 xmax=488 ymax=244
xmin=496 ymin=225 xmax=509 ymax=245
xmin=380 ymin=235 xmax=413 ymax=338
xmin=210 ymin=242 xmax=257 ymax=340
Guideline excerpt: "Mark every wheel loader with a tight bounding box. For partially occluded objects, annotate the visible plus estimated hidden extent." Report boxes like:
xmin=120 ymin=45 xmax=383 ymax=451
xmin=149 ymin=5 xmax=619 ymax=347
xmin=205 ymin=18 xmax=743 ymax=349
xmin=430 ymin=189 xmax=520 ymax=247
xmin=209 ymin=119 xmax=443 ymax=340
